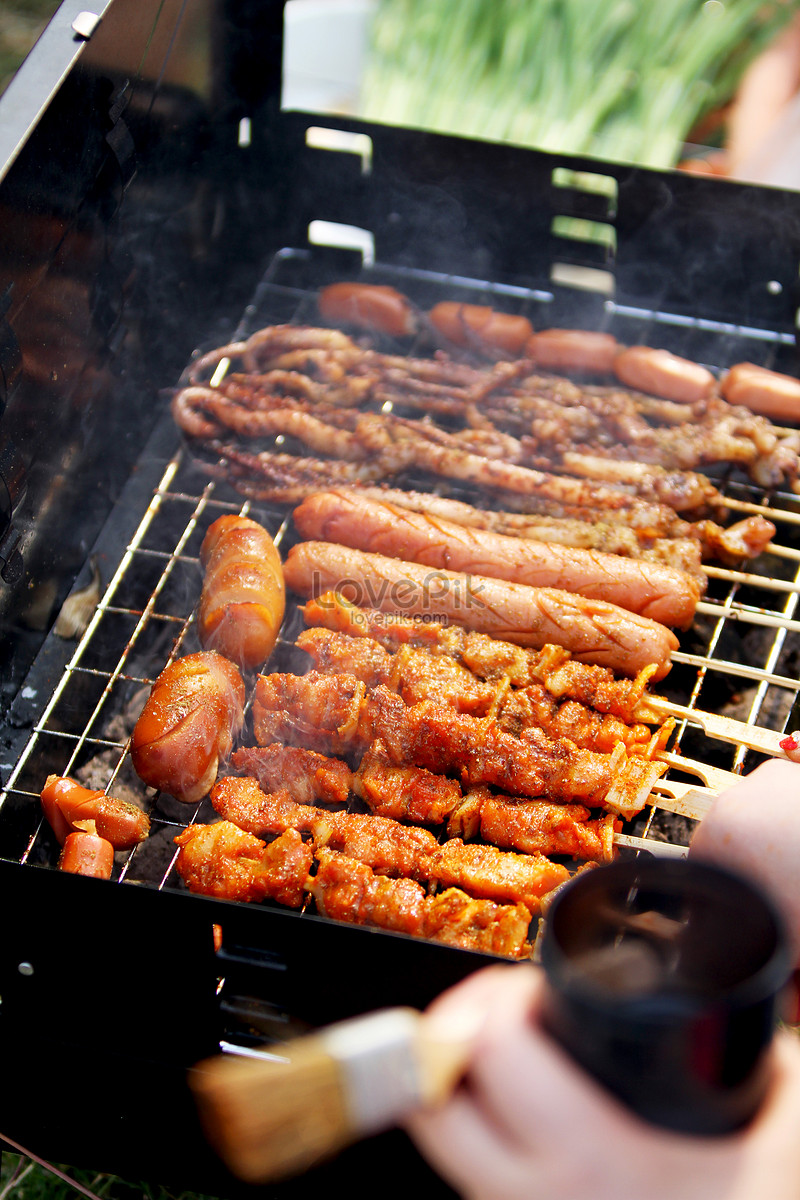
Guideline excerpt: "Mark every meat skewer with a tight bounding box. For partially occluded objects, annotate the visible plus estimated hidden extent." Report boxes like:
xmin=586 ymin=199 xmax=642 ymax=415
xmin=300 ymin=590 xmax=664 ymax=720
xmin=231 ymin=735 xmax=710 ymax=831
xmin=295 ymin=625 xmax=662 ymax=756
xmin=174 ymin=821 xmax=314 ymax=907
xmin=297 ymin=590 xmax=792 ymax=770
xmin=210 ymin=775 xmax=571 ymax=911
xmin=176 ymin=388 xmax=715 ymax=516
xmin=252 ymin=671 xmax=668 ymax=820
xmin=309 ymin=848 xmax=533 ymax=958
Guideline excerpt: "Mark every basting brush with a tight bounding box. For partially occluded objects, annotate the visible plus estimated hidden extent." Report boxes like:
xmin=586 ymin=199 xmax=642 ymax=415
xmin=189 ymin=1005 xmax=477 ymax=1184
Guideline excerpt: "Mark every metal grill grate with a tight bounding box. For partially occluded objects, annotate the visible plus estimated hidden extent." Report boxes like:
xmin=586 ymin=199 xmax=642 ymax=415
xmin=3 ymin=256 xmax=800 ymax=945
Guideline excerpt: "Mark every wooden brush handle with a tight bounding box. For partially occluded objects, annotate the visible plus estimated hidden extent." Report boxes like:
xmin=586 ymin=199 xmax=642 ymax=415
xmin=189 ymin=1007 xmax=473 ymax=1184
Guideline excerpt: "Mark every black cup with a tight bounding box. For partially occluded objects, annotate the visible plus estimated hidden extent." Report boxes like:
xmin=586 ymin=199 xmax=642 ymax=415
xmin=539 ymin=858 xmax=792 ymax=1135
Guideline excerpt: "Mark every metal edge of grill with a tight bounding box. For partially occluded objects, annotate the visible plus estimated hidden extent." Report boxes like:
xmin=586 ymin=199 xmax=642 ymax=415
xmin=2 ymin=0 xmax=800 ymax=1190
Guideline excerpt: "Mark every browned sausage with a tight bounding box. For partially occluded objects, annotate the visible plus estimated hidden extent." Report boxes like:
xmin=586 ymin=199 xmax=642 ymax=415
xmin=282 ymin=541 xmax=678 ymax=680
xmin=292 ymin=490 xmax=702 ymax=628
xmin=41 ymin=774 xmax=150 ymax=848
xmin=614 ymin=346 xmax=715 ymax=403
xmin=318 ymin=282 xmax=418 ymax=337
xmin=527 ymin=329 xmax=620 ymax=374
xmin=59 ymin=831 xmax=114 ymax=879
xmin=131 ymin=651 xmax=245 ymax=804
xmin=198 ymin=514 xmax=286 ymax=671
xmin=720 ymin=362 xmax=800 ymax=421
xmin=427 ymin=302 xmax=533 ymax=357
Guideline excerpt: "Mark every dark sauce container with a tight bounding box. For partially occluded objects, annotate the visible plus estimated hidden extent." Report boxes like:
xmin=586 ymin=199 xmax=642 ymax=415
xmin=539 ymin=858 xmax=792 ymax=1135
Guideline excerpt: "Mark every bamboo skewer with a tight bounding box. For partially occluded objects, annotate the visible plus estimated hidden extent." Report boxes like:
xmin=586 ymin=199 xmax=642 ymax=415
xmin=637 ymin=695 xmax=789 ymax=758
xmin=722 ymin=496 xmax=800 ymax=524
xmin=703 ymin=564 xmax=800 ymax=595
xmin=765 ymin=543 xmax=800 ymax=563
xmin=655 ymin=751 xmax=740 ymax=793
xmin=613 ymin=832 xmax=688 ymax=858
xmin=647 ymin=780 xmax=714 ymax=820
xmin=694 ymin=601 xmax=800 ymax=635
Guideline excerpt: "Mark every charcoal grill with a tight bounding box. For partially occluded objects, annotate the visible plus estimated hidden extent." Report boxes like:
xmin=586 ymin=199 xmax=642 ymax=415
xmin=3 ymin=1 xmax=800 ymax=1194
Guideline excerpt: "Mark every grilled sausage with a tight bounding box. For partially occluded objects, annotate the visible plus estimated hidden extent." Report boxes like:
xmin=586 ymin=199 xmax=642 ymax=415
xmin=40 ymin=774 xmax=150 ymax=848
xmin=427 ymin=302 xmax=533 ymax=357
xmin=527 ymin=329 xmax=620 ymax=374
xmin=131 ymin=651 xmax=245 ymax=804
xmin=283 ymin=541 xmax=678 ymax=680
xmin=198 ymin=515 xmax=285 ymax=671
xmin=292 ymin=490 xmax=702 ymax=628
xmin=59 ymin=831 xmax=115 ymax=879
xmin=614 ymin=346 xmax=716 ymax=403
xmin=318 ymin=282 xmax=418 ymax=337
xmin=720 ymin=362 xmax=800 ymax=421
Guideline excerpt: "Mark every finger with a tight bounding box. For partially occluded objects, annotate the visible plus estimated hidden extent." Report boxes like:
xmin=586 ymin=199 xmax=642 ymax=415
xmin=467 ymin=980 xmax=647 ymax=1151
xmin=406 ymin=1088 xmax=539 ymax=1200
xmin=690 ymin=759 xmax=800 ymax=964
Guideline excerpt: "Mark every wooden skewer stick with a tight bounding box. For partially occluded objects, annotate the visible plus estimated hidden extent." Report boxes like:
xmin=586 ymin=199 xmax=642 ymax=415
xmin=637 ymin=695 xmax=789 ymax=759
xmin=647 ymin=779 xmax=714 ymax=820
xmin=655 ymin=751 xmax=740 ymax=793
xmin=722 ymin=496 xmax=800 ymax=525
xmin=765 ymin=543 xmax=800 ymax=563
xmin=703 ymin=564 xmax=800 ymax=595
xmin=613 ymin=832 xmax=688 ymax=858
xmin=694 ymin=600 xmax=800 ymax=635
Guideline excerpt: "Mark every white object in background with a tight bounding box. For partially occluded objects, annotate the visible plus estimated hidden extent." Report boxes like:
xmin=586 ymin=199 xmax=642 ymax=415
xmin=282 ymin=0 xmax=375 ymax=115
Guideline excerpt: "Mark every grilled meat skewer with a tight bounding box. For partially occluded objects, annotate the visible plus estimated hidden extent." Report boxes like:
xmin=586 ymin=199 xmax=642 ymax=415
xmin=211 ymin=775 xmax=571 ymax=911
xmin=252 ymin=671 xmax=667 ymax=820
xmin=300 ymin=590 xmax=663 ymax=721
xmin=295 ymin=626 xmax=661 ymax=756
xmin=309 ymin=848 xmax=533 ymax=957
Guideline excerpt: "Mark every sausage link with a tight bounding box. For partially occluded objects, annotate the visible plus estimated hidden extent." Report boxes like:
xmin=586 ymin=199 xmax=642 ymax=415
xmin=40 ymin=774 xmax=150 ymax=848
xmin=131 ymin=651 xmax=245 ymax=804
xmin=59 ymin=831 xmax=114 ymax=879
xmin=614 ymin=346 xmax=715 ymax=403
xmin=427 ymin=302 xmax=533 ymax=357
xmin=527 ymin=329 xmax=619 ymax=374
xmin=283 ymin=541 xmax=678 ymax=680
xmin=198 ymin=515 xmax=285 ymax=671
xmin=721 ymin=362 xmax=800 ymax=421
xmin=318 ymin=282 xmax=418 ymax=337
xmin=292 ymin=490 xmax=702 ymax=628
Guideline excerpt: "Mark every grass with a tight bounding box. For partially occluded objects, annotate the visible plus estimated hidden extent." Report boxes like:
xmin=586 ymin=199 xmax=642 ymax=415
xmin=360 ymin=0 xmax=799 ymax=167
xmin=0 ymin=1153 xmax=221 ymax=1200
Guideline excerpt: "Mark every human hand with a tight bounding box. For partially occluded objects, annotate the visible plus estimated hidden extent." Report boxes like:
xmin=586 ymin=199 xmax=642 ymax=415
xmin=690 ymin=758 xmax=800 ymax=967
xmin=407 ymin=964 xmax=800 ymax=1200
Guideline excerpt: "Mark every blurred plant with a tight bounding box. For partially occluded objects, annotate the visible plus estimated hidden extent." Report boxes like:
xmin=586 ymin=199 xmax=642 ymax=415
xmin=360 ymin=0 xmax=799 ymax=166
xmin=0 ymin=1152 xmax=219 ymax=1200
